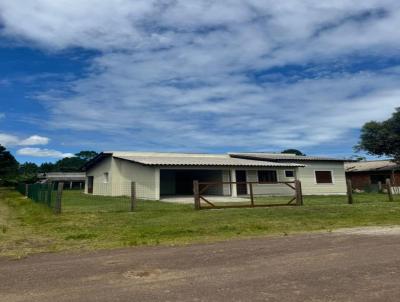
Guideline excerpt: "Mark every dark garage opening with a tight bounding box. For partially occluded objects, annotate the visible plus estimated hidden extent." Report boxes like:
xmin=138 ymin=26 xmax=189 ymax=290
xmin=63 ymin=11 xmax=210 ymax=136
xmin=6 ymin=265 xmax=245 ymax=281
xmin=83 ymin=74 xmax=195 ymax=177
xmin=160 ymin=169 xmax=224 ymax=196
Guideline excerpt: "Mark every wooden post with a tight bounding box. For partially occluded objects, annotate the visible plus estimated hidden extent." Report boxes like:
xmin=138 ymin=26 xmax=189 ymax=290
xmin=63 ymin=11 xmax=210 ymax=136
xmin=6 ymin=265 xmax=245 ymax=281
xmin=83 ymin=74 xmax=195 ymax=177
xmin=386 ymin=178 xmax=394 ymax=202
xmin=25 ymin=184 xmax=29 ymax=197
xmin=130 ymin=181 xmax=136 ymax=211
xmin=346 ymin=179 xmax=353 ymax=204
xmin=378 ymin=181 xmax=383 ymax=193
xmin=47 ymin=182 xmax=52 ymax=206
xmin=295 ymin=180 xmax=303 ymax=206
xmin=249 ymin=182 xmax=254 ymax=206
xmin=54 ymin=182 xmax=63 ymax=214
xmin=193 ymin=180 xmax=200 ymax=210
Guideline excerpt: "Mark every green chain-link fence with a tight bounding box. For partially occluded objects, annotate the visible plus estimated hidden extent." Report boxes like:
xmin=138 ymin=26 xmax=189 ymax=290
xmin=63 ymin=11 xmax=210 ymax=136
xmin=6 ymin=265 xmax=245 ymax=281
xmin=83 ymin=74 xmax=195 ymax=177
xmin=17 ymin=182 xmax=58 ymax=210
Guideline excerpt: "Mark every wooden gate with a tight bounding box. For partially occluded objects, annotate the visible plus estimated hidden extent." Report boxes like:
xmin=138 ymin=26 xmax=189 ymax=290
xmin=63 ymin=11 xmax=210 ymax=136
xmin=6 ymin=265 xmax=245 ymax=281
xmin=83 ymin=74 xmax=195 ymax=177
xmin=193 ymin=180 xmax=303 ymax=210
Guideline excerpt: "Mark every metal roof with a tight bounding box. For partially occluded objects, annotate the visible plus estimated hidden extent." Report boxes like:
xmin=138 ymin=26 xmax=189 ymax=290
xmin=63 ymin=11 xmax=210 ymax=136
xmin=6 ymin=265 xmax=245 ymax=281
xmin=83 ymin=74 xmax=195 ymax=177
xmin=229 ymin=152 xmax=347 ymax=162
xmin=37 ymin=172 xmax=86 ymax=181
xmin=345 ymin=160 xmax=399 ymax=172
xmin=111 ymin=152 xmax=304 ymax=167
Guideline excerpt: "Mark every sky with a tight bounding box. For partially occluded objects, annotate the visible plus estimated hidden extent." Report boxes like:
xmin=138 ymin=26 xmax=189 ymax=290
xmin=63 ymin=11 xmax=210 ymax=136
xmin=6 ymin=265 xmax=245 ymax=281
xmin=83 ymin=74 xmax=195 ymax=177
xmin=0 ymin=0 xmax=399 ymax=164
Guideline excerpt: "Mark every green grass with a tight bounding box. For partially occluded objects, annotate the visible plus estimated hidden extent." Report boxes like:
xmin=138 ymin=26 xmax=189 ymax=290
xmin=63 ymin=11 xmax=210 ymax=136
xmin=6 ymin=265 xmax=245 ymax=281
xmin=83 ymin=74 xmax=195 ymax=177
xmin=1 ymin=187 xmax=400 ymax=258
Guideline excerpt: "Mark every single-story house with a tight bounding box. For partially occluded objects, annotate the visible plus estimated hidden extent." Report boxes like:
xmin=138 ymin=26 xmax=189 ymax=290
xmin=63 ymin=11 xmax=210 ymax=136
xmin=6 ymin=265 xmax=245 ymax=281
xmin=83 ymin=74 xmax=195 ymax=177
xmin=345 ymin=160 xmax=400 ymax=191
xmin=37 ymin=172 xmax=86 ymax=189
xmin=83 ymin=151 xmax=348 ymax=199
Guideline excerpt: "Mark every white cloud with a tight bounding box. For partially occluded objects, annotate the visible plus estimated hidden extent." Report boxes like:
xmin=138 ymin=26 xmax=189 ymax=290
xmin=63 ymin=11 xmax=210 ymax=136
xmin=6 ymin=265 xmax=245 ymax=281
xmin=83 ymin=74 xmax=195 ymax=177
xmin=0 ymin=133 xmax=50 ymax=146
xmin=19 ymin=135 xmax=49 ymax=146
xmin=0 ymin=113 xmax=5 ymax=119
xmin=16 ymin=147 xmax=74 ymax=158
xmin=0 ymin=133 xmax=20 ymax=146
xmin=1 ymin=1 xmax=400 ymax=151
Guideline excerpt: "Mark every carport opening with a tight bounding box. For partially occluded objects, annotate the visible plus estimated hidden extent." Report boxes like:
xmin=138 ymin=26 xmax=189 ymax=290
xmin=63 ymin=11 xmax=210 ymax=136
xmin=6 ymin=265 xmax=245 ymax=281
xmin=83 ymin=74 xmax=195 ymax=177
xmin=160 ymin=169 xmax=224 ymax=196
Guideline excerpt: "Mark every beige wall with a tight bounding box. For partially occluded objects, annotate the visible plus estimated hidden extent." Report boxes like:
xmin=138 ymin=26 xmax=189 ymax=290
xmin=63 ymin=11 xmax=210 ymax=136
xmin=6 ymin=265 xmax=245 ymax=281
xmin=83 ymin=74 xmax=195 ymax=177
xmin=85 ymin=156 xmax=114 ymax=196
xmin=86 ymin=156 xmax=158 ymax=199
xmin=245 ymin=167 xmax=297 ymax=196
xmin=296 ymin=161 xmax=346 ymax=195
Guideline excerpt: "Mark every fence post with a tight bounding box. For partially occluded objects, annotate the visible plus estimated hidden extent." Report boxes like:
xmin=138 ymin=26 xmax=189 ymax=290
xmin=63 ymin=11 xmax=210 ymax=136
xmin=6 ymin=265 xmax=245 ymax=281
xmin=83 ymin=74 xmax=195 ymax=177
xmin=47 ymin=182 xmax=52 ymax=206
xmin=249 ymin=182 xmax=254 ymax=206
xmin=378 ymin=181 xmax=383 ymax=193
xmin=193 ymin=180 xmax=200 ymax=210
xmin=54 ymin=182 xmax=63 ymax=214
xmin=25 ymin=184 xmax=29 ymax=197
xmin=386 ymin=178 xmax=394 ymax=202
xmin=346 ymin=179 xmax=353 ymax=204
xmin=295 ymin=180 xmax=303 ymax=206
xmin=130 ymin=181 xmax=136 ymax=211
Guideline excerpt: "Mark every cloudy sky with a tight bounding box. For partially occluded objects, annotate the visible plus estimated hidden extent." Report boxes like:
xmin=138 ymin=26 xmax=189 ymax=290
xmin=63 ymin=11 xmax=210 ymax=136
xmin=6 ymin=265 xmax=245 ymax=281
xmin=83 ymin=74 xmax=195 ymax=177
xmin=0 ymin=0 xmax=399 ymax=163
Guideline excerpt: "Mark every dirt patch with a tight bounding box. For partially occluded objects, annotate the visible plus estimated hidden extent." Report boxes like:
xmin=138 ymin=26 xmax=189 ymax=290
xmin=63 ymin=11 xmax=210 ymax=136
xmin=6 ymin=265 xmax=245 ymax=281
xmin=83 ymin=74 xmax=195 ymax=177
xmin=335 ymin=226 xmax=400 ymax=236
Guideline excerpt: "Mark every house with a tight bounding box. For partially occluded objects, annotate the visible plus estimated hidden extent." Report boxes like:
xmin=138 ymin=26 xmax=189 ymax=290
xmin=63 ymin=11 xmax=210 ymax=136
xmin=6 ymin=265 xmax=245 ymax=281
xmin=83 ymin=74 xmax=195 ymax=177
xmin=345 ymin=160 xmax=400 ymax=191
xmin=83 ymin=151 xmax=348 ymax=199
xmin=37 ymin=172 xmax=86 ymax=189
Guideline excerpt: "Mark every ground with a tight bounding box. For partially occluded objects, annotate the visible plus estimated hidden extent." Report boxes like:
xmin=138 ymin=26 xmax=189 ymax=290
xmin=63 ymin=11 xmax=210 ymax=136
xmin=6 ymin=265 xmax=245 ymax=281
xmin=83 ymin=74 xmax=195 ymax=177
xmin=1 ymin=187 xmax=400 ymax=258
xmin=1 ymin=227 xmax=400 ymax=302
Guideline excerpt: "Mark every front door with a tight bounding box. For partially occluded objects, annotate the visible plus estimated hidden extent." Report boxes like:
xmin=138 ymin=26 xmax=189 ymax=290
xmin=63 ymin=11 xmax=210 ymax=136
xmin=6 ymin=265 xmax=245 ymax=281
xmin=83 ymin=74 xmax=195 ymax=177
xmin=236 ymin=170 xmax=247 ymax=195
xmin=87 ymin=176 xmax=94 ymax=194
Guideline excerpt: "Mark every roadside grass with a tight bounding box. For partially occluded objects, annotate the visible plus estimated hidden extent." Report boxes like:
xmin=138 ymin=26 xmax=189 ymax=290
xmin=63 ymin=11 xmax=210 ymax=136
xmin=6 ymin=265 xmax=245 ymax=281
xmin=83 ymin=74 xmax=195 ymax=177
xmin=1 ymin=187 xmax=400 ymax=258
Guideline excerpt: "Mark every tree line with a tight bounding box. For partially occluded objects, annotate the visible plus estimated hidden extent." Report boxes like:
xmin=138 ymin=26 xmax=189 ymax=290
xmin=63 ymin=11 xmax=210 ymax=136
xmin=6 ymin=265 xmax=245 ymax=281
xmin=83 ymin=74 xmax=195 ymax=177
xmin=0 ymin=147 xmax=97 ymax=185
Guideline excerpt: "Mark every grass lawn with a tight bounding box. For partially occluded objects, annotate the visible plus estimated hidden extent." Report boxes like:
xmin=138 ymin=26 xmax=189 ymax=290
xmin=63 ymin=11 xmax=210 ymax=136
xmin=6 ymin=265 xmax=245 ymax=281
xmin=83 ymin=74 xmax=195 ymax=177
xmin=1 ymin=187 xmax=400 ymax=258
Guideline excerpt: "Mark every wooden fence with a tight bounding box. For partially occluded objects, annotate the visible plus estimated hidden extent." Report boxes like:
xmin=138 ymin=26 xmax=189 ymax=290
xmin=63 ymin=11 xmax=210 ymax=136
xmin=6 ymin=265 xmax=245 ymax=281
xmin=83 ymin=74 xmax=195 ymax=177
xmin=193 ymin=180 xmax=303 ymax=210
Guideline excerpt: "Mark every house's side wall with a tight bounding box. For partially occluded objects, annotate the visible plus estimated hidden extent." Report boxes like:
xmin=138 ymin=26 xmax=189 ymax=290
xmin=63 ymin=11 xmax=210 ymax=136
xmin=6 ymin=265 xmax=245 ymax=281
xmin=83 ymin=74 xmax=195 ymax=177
xmin=113 ymin=158 xmax=158 ymax=200
xmin=296 ymin=161 xmax=346 ymax=195
xmin=245 ymin=167 xmax=296 ymax=196
xmin=85 ymin=156 xmax=113 ymax=195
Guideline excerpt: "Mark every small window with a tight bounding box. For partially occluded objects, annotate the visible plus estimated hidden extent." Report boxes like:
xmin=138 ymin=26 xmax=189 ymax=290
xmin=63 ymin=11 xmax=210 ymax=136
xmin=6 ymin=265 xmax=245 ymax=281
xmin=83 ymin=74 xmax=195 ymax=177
xmin=285 ymin=170 xmax=295 ymax=178
xmin=103 ymin=172 xmax=109 ymax=183
xmin=315 ymin=171 xmax=333 ymax=184
xmin=258 ymin=170 xmax=277 ymax=183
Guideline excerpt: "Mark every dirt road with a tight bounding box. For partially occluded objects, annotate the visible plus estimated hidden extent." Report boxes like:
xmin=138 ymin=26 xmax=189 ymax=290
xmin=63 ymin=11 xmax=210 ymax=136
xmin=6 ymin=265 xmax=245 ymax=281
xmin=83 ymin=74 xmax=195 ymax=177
xmin=1 ymin=227 xmax=400 ymax=302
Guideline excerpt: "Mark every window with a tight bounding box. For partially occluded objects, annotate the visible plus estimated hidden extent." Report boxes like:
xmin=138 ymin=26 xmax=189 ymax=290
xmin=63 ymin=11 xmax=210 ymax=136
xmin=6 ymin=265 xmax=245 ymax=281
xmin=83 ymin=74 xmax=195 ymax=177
xmin=258 ymin=170 xmax=277 ymax=183
xmin=103 ymin=172 xmax=109 ymax=183
xmin=285 ymin=170 xmax=295 ymax=178
xmin=315 ymin=171 xmax=333 ymax=184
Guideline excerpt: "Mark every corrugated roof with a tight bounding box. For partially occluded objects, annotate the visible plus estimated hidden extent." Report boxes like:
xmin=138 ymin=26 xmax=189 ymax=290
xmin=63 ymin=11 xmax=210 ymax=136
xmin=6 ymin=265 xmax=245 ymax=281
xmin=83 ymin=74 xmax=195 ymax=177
xmin=345 ymin=160 xmax=399 ymax=172
xmin=112 ymin=153 xmax=304 ymax=167
xmin=37 ymin=172 xmax=86 ymax=181
xmin=229 ymin=152 xmax=347 ymax=161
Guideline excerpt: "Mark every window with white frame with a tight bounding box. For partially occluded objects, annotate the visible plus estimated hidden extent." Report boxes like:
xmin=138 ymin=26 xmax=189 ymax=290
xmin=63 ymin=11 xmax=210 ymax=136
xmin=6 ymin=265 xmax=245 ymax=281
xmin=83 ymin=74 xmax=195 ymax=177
xmin=103 ymin=172 xmax=109 ymax=183
xmin=315 ymin=171 xmax=333 ymax=184
xmin=285 ymin=170 xmax=295 ymax=178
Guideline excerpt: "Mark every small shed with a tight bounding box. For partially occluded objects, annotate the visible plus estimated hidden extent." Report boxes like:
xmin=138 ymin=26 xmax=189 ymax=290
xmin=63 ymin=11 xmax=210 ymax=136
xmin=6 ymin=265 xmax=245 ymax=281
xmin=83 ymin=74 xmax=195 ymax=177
xmin=345 ymin=160 xmax=400 ymax=191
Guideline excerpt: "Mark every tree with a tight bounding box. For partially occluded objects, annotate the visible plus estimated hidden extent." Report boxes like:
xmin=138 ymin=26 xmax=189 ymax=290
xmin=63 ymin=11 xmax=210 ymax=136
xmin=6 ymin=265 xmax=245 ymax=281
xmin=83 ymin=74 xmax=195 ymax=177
xmin=356 ymin=108 xmax=400 ymax=163
xmin=0 ymin=144 xmax=19 ymax=182
xmin=281 ymin=149 xmax=306 ymax=156
xmin=75 ymin=151 xmax=98 ymax=161
xmin=38 ymin=162 xmax=56 ymax=173
xmin=55 ymin=157 xmax=86 ymax=172
xmin=19 ymin=162 xmax=38 ymax=175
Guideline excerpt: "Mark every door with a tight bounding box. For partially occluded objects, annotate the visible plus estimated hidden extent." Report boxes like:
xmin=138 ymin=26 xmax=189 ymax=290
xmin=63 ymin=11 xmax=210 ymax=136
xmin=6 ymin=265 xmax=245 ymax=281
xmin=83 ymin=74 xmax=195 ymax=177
xmin=87 ymin=176 xmax=94 ymax=194
xmin=236 ymin=170 xmax=247 ymax=195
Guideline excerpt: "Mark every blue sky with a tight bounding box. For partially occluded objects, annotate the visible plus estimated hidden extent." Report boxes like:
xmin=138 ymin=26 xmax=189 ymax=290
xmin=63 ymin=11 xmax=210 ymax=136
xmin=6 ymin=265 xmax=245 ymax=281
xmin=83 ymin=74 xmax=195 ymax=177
xmin=0 ymin=1 xmax=399 ymax=164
